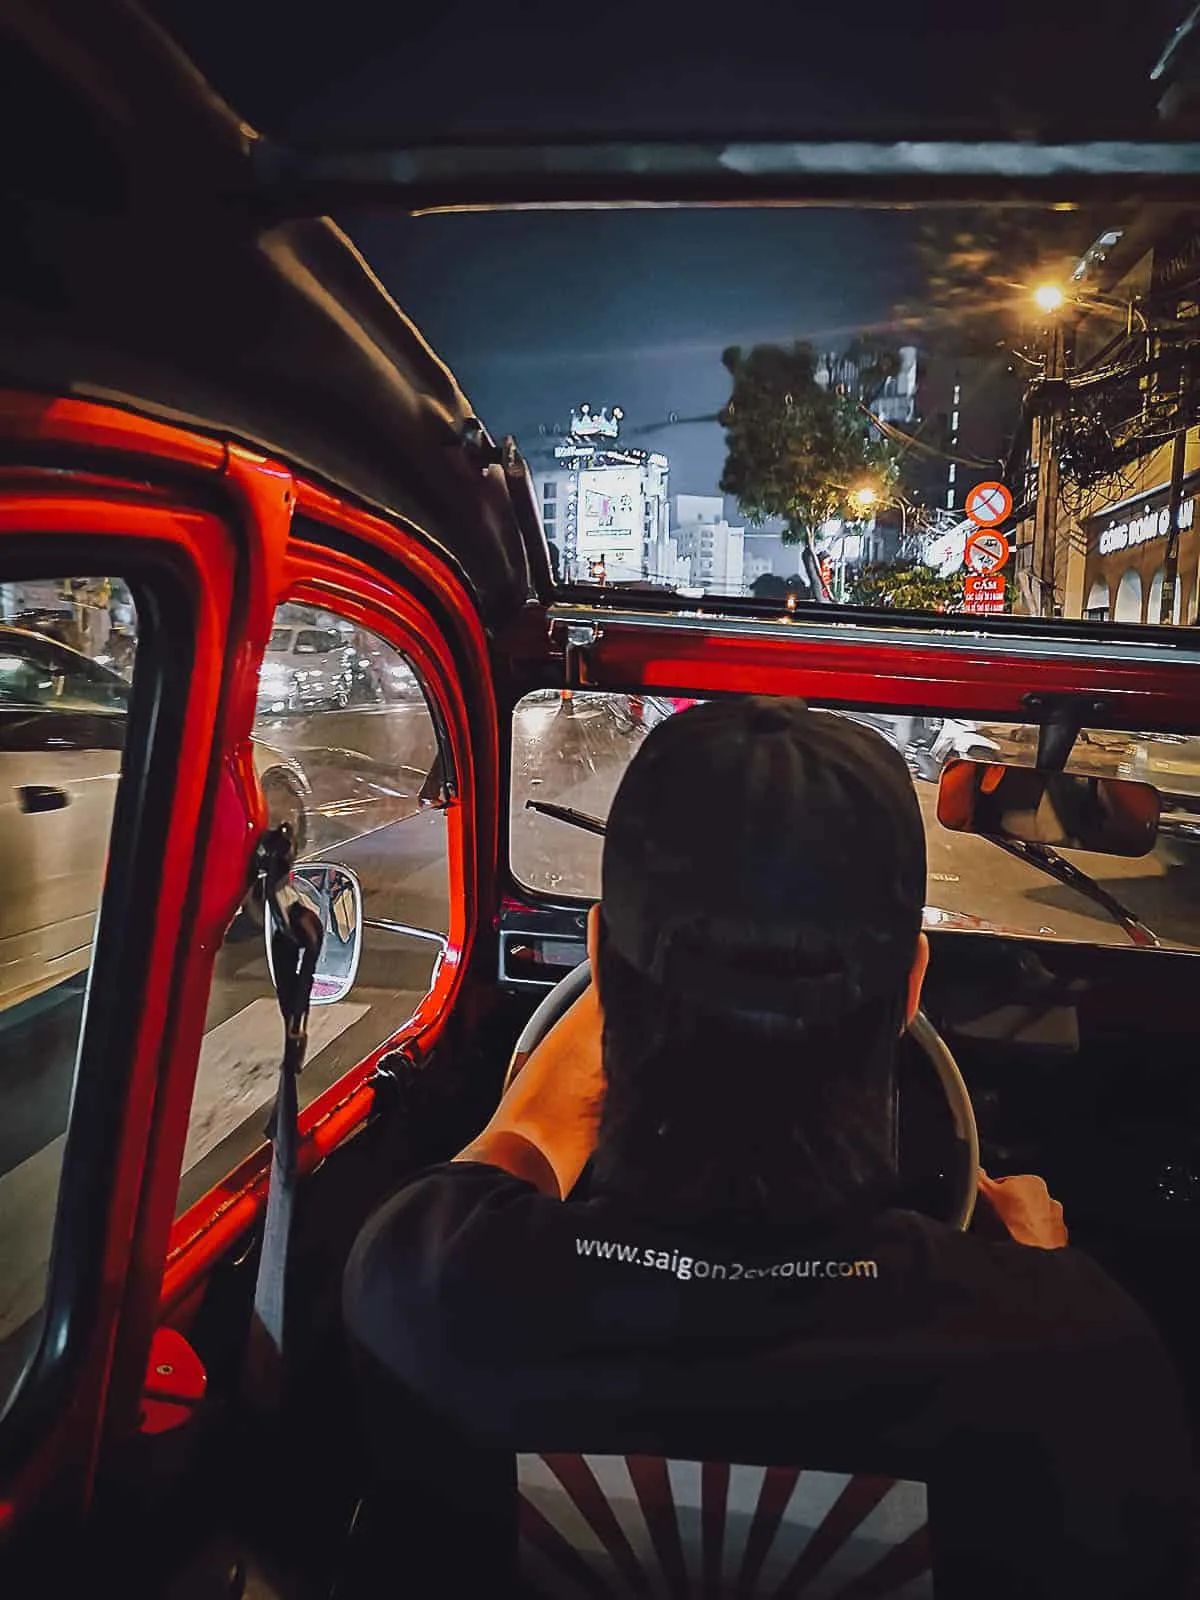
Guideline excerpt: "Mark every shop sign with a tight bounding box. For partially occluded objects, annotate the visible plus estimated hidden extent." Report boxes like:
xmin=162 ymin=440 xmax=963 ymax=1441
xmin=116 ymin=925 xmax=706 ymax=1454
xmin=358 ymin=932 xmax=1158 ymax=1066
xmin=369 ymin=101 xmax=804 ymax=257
xmin=1097 ymin=495 xmax=1195 ymax=556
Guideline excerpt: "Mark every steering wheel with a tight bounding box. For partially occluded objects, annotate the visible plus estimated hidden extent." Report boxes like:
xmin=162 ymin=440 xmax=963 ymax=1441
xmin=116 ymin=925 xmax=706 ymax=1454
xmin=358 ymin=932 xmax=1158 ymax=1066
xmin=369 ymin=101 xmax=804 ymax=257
xmin=505 ymin=959 xmax=979 ymax=1232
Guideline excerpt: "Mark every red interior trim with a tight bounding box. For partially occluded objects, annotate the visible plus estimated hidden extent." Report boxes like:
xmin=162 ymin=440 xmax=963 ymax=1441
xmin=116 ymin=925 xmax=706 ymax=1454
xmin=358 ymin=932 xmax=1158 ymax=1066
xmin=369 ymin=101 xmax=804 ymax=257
xmin=163 ymin=538 xmax=498 ymax=1308
xmin=501 ymin=607 xmax=1200 ymax=730
xmin=0 ymin=480 xmax=238 ymax=1525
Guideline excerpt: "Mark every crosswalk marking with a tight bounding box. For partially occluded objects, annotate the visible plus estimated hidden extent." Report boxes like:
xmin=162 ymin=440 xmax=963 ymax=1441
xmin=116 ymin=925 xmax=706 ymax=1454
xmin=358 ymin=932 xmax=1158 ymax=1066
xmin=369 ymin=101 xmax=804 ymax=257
xmin=0 ymin=997 xmax=369 ymax=1345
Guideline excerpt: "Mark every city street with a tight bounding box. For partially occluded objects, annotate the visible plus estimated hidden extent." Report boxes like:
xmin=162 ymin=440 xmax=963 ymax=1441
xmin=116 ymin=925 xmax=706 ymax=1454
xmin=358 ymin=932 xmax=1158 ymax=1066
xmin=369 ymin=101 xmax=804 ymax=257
xmin=5 ymin=695 xmax=1200 ymax=1348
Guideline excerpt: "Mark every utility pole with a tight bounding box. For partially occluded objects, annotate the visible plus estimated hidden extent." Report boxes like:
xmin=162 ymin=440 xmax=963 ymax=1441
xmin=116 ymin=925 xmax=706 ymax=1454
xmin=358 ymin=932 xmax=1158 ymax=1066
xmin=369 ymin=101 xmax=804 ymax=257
xmin=1160 ymin=427 xmax=1188 ymax=624
xmin=1160 ymin=341 xmax=1191 ymax=624
xmin=1030 ymin=316 xmax=1066 ymax=617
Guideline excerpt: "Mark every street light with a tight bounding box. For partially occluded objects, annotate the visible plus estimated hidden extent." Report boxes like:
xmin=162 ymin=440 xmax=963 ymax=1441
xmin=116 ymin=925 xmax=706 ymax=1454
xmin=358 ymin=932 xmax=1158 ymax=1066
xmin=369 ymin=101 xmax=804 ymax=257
xmin=1034 ymin=283 xmax=1066 ymax=314
xmin=1031 ymin=281 xmax=1148 ymax=334
xmin=1025 ymin=280 xmax=1154 ymax=617
xmin=851 ymin=484 xmax=911 ymax=544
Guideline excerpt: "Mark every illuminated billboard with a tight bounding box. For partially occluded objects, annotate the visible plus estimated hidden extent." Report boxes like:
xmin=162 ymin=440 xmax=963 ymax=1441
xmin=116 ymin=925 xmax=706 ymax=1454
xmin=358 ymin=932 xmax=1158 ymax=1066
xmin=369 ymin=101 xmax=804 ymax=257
xmin=578 ymin=466 xmax=641 ymax=566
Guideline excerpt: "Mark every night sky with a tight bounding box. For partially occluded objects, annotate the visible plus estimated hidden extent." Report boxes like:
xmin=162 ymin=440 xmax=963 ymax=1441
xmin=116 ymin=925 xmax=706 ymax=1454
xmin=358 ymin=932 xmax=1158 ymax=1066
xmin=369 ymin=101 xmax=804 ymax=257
xmin=346 ymin=209 xmax=924 ymax=495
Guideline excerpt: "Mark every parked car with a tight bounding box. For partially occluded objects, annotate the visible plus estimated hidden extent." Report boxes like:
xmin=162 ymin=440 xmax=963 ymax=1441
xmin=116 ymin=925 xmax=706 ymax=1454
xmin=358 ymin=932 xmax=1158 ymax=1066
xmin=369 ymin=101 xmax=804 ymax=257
xmin=256 ymin=622 xmax=357 ymax=714
xmin=352 ymin=636 xmax=426 ymax=704
xmin=0 ymin=626 xmax=308 ymax=1011
xmin=9 ymin=607 xmax=78 ymax=648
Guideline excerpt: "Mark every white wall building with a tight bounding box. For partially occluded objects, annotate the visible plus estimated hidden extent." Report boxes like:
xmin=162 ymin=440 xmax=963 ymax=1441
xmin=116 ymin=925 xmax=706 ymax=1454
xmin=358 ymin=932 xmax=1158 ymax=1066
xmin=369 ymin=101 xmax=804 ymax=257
xmin=671 ymin=495 xmax=745 ymax=592
xmin=538 ymin=407 xmax=670 ymax=584
xmin=814 ymin=345 xmax=918 ymax=426
xmin=744 ymin=552 xmax=776 ymax=586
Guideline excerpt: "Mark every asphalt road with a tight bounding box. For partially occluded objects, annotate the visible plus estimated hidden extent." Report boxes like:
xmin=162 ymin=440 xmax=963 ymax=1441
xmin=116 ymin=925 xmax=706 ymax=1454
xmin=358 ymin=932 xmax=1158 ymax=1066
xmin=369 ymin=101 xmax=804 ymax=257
xmin=5 ymin=694 xmax=1200 ymax=1351
xmin=0 ymin=700 xmax=451 ymax=1346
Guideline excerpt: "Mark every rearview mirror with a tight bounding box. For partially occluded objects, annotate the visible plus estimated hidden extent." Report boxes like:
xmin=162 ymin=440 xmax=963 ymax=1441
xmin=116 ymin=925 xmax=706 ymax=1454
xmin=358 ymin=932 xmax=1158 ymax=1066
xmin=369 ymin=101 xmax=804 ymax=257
xmin=937 ymin=760 xmax=1159 ymax=857
xmin=265 ymin=862 xmax=364 ymax=1003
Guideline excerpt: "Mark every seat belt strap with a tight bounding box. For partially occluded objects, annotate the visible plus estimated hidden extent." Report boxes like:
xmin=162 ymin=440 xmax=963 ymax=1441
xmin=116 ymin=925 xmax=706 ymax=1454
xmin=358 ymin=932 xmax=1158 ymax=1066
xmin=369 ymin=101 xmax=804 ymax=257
xmin=242 ymin=829 xmax=322 ymax=1412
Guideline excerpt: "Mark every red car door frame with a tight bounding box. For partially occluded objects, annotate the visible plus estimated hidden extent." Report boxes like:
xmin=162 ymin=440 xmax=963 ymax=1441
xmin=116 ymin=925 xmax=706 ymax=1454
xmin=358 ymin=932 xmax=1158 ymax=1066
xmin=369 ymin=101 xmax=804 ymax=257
xmin=0 ymin=393 xmax=498 ymax=1545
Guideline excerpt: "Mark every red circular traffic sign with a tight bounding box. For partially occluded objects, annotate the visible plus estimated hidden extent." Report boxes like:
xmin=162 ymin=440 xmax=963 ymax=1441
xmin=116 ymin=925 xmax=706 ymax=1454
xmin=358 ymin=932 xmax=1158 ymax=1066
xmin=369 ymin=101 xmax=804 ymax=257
xmin=964 ymin=527 xmax=1010 ymax=575
xmin=965 ymin=480 xmax=1013 ymax=528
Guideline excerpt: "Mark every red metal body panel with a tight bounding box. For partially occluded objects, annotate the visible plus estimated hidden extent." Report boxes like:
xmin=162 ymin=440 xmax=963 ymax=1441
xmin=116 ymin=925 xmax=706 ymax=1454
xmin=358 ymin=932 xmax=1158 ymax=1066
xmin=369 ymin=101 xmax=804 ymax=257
xmin=164 ymin=535 xmax=498 ymax=1313
xmin=0 ymin=391 xmax=228 ymax=475
xmin=501 ymin=608 xmax=1200 ymax=731
xmin=0 ymin=394 xmax=498 ymax=1533
xmin=0 ymin=480 xmax=238 ymax=1528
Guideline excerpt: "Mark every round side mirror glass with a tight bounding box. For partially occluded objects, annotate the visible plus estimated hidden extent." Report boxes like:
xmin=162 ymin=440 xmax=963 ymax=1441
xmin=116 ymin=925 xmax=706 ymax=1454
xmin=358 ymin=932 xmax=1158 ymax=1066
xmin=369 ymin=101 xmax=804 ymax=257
xmin=264 ymin=862 xmax=364 ymax=1003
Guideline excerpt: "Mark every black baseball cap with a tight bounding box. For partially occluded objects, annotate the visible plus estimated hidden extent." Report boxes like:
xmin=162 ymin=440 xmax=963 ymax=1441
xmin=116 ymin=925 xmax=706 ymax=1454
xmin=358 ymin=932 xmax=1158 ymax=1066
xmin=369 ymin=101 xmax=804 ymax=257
xmin=600 ymin=697 xmax=926 ymax=1022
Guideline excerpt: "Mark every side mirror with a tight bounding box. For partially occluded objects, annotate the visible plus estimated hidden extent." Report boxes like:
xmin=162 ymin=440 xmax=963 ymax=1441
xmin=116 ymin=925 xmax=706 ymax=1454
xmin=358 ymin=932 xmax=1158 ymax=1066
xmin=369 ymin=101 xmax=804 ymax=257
xmin=265 ymin=862 xmax=364 ymax=1003
xmin=937 ymin=759 xmax=1160 ymax=857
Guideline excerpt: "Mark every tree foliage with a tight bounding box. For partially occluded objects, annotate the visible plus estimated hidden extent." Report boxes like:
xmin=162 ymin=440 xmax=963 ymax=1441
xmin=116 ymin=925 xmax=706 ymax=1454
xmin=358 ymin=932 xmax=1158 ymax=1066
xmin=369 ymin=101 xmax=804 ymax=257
xmin=847 ymin=559 xmax=966 ymax=612
xmin=719 ymin=342 xmax=900 ymax=545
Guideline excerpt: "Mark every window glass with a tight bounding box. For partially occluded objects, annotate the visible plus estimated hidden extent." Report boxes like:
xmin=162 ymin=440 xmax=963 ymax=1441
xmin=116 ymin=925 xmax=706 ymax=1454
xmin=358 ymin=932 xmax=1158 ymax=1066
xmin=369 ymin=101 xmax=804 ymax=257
xmin=0 ymin=578 xmax=139 ymax=1408
xmin=176 ymin=602 xmax=451 ymax=1214
xmin=511 ymin=691 xmax=1200 ymax=952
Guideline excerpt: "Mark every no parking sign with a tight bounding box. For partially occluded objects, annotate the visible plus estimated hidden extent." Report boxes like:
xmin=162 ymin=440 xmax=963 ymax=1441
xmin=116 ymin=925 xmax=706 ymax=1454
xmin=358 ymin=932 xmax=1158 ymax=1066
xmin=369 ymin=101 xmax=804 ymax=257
xmin=965 ymin=481 xmax=1013 ymax=528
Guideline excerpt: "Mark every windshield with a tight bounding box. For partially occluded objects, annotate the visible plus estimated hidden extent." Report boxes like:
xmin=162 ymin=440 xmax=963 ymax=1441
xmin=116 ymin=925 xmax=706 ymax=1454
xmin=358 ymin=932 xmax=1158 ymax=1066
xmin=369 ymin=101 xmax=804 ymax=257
xmin=511 ymin=692 xmax=1200 ymax=951
xmin=342 ymin=200 xmax=1200 ymax=626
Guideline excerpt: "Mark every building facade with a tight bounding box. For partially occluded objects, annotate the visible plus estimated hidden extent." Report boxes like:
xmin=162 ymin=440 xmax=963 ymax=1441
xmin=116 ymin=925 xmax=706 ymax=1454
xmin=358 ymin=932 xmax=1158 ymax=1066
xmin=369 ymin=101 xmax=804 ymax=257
xmin=537 ymin=407 xmax=670 ymax=584
xmin=1013 ymin=213 xmax=1200 ymax=622
xmin=1072 ymin=432 xmax=1200 ymax=624
xmin=671 ymin=495 xmax=745 ymax=592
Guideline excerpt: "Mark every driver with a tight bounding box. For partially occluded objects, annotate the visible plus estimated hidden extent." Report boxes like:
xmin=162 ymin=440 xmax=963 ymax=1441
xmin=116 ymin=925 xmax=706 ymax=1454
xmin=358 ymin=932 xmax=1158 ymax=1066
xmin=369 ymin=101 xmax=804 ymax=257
xmin=343 ymin=697 xmax=1192 ymax=1597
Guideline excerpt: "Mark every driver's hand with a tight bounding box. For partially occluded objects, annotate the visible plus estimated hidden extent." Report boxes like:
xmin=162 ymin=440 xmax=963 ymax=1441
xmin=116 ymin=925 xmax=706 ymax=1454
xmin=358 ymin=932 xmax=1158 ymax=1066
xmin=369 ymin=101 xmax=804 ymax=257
xmin=976 ymin=1168 xmax=1068 ymax=1249
xmin=456 ymin=981 xmax=606 ymax=1199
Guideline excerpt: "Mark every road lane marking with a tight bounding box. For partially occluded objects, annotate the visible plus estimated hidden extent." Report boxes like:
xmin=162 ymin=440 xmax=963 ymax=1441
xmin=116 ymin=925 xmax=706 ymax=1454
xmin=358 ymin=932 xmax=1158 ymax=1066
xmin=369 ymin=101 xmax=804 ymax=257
xmin=0 ymin=1000 xmax=371 ymax=1345
xmin=0 ymin=1133 xmax=62 ymax=1340
xmin=182 ymin=998 xmax=369 ymax=1173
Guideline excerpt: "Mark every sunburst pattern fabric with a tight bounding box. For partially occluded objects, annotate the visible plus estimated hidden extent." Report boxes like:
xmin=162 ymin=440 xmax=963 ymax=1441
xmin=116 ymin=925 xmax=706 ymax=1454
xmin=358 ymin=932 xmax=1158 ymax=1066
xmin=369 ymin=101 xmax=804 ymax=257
xmin=517 ymin=1452 xmax=932 ymax=1598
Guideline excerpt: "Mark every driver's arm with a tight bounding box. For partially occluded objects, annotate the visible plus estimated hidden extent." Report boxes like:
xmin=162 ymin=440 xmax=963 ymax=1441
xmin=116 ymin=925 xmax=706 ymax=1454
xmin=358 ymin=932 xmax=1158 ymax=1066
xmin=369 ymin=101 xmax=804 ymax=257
xmin=975 ymin=1169 xmax=1067 ymax=1248
xmin=453 ymin=981 xmax=605 ymax=1199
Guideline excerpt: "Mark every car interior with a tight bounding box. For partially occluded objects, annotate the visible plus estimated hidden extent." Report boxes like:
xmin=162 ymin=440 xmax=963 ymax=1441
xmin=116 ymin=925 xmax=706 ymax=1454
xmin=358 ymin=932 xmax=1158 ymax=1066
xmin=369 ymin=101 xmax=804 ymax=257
xmin=4 ymin=1 xmax=1200 ymax=1596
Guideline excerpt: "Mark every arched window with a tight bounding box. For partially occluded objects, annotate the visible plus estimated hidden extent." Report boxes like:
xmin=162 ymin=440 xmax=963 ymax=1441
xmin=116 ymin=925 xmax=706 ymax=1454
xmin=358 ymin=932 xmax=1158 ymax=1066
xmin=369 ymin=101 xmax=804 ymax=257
xmin=1146 ymin=566 xmax=1183 ymax=625
xmin=1084 ymin=577 xmax=1109 ymax=622
xmin=1113 ymin=568 xmax=1143 ymax=623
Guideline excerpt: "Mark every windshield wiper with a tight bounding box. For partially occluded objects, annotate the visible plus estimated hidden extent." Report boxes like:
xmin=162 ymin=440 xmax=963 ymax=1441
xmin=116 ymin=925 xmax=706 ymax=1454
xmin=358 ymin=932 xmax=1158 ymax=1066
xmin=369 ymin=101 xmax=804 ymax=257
xmin=525 ymin=798 xmax=607 ymax=837
xmin=526 ymin=799 xmax=1161 ymax=949
xmin=992 ymin=838 xmax=1160 ymax=948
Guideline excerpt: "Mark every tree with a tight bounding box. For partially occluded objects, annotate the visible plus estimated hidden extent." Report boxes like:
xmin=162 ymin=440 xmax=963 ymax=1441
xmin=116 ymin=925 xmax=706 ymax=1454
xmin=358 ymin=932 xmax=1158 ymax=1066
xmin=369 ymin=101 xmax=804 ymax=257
xmin=719 ymin=342 xmax=900 ymax=548
xmin=847 ymin=559 xmax=966 ymax=613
